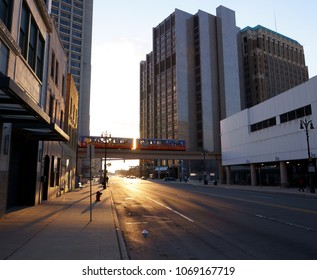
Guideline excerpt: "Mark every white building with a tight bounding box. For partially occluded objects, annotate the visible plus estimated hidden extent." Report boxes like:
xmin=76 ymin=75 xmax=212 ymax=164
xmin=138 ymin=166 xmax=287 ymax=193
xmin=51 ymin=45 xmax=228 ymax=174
xmin=221 ymin=76 xmax=317 ymax=187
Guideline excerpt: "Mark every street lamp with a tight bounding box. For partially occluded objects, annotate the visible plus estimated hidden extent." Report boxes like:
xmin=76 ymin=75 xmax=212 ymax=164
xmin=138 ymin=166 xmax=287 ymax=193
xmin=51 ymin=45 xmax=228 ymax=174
xmin=84 ymin=137 xmax=93 ymax=221
xmin=202 ymin=149 xmax=208 ymax=185
xmin=101 ymin=132 xmax=111 ymax=189
xmin=300 ymin=118 xmax=315 ymax=193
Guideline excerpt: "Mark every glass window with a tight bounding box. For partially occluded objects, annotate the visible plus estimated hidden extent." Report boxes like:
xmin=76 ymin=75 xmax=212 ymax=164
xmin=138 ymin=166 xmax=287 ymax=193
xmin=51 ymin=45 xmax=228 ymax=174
xmin=51 ymin=52 xmax=55 ymax=78
xmin=19 ymin=2 xmax=45 ymax=80
xmin=19 ymin=2 xmax=29 ymax=58
xmin=0 ymin=0 xmax=13 ymax=29
xmin=73 ymin=9 xmax=82 ymax=16
xmin=0 ymin=40 xmax=9 ymax=75
xmin=55 ymin=60 xmax=59 ymax=85
xmin=28 ymin=19 xmax=37 ymax=70
xmin=61 ymin=3 xmax=71 ymax=12
xmin=36 ymin=35 xmax=44 ymax=80
xmin=72 ymin=23 xmax=82 ymax=31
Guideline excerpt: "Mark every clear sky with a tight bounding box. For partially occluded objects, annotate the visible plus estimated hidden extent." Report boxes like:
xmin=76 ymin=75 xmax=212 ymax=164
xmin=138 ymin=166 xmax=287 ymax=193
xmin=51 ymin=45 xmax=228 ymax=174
xmin=89 ymin=0 xmax=317 ymax=170
xmin=90 ymin=0 xmax=317 ymax=138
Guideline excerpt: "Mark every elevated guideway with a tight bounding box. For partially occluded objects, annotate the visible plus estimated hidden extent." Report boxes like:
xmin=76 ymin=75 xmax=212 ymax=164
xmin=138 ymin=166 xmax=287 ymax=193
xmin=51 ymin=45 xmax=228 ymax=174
xmin=77 ymin=147 xmax=220 ymax=160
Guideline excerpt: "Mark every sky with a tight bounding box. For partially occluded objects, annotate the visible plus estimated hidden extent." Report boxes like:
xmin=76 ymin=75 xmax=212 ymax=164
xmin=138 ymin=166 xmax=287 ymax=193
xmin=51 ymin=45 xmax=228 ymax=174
xmin=89 ymin=0 xmax=317 ymax=171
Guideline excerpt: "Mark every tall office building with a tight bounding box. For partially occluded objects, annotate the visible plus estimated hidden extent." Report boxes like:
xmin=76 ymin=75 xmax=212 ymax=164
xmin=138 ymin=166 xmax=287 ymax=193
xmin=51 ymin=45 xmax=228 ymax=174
xmin=140 ymin=6 xmax=242 ymax=153
xmin=49 ymin=0 xmax=93 ymax=136
xmin=241 ymin=25 xmax=309 ymax=108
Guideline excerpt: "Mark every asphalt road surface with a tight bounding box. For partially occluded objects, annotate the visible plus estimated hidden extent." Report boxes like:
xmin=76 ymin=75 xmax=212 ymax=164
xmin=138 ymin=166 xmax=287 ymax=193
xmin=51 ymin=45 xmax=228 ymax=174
xmin=110 ymin=177 xmax=317 ymax=260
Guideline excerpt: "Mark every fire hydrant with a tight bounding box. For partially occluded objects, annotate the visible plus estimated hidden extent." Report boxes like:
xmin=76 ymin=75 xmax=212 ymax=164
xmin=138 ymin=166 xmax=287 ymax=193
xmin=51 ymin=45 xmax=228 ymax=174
xmin=96 ymin=191 xmax=102 ymax=201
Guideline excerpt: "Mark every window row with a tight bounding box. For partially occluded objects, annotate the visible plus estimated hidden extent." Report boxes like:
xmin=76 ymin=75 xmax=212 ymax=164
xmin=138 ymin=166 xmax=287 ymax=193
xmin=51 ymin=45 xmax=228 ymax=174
xmin=250 ymin=105 xmax=312 ymax=132
xmin=19 ymin=1 xmax=45 ymax=80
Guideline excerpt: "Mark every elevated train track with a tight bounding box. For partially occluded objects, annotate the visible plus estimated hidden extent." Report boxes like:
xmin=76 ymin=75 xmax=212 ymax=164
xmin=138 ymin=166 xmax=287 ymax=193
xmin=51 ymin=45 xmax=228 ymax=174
xmin=77 ymin=147 xmax=220 ymax=160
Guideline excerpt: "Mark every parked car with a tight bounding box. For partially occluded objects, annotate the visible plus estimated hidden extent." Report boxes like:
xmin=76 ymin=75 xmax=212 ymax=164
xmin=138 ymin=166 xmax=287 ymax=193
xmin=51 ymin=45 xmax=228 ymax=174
xmin=164 ymin=177 xmax=176 ymax=181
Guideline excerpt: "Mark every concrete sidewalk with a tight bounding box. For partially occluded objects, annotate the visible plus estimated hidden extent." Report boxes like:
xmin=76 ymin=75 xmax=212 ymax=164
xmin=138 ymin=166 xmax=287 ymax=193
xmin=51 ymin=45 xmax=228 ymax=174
xmin=0 ymin=183 xmax=128 ymax=260
xmin=186 ymin=179 xmax=317 ymax=198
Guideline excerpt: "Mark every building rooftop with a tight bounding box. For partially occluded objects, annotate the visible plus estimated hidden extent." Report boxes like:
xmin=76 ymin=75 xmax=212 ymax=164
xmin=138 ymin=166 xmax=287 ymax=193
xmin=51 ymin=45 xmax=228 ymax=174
xmin=241 ymin=24 xmax=300 ymax=45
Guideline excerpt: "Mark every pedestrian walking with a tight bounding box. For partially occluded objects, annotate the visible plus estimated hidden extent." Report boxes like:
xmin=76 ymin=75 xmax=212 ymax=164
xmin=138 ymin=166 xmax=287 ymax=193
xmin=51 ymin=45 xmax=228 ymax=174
xmin=298 ymin=178 xmax=305 ymax=192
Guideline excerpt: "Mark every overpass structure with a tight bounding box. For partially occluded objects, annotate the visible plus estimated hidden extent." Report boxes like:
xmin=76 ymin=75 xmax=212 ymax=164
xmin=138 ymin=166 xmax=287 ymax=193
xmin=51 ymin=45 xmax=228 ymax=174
xmin=77 ymin=147 xmax=221 ymax=161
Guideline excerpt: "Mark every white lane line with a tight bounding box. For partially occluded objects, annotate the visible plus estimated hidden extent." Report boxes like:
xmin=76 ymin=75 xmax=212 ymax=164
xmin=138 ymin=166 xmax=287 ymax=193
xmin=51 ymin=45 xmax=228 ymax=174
xmin=255 ymin=214 xmax=313 ymax=231
xmin=145 ymin=196 xmax=194 ymax=223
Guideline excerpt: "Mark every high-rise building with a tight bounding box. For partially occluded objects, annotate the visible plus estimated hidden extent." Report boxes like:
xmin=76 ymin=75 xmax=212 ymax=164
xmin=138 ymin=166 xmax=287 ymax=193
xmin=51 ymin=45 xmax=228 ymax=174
xmin=50 ymin=0 xmax=93 ymax=136
xmin=241 ymin=25 xmax=309 ymax=108
xmin=140 ymin=6 xmax=242 ymax=153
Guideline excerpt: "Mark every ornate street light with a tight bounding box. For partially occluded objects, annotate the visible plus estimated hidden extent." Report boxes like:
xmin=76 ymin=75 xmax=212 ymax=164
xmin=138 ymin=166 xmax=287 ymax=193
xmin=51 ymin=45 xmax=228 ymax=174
xmin=84 ymin=137 xmax=93 ymax=221
xmin=202 ymin=149 xmax=208 ymax=185
xmin=101 ymin=132 xmax=111 ymax=189
xmin=300 ymin=118 xmax=315 ymax=193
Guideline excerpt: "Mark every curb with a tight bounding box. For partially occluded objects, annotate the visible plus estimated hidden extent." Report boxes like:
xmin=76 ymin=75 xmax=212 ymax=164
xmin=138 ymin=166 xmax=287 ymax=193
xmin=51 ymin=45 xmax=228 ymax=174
xmin=109 ymin=189 xmax=129 ymax=260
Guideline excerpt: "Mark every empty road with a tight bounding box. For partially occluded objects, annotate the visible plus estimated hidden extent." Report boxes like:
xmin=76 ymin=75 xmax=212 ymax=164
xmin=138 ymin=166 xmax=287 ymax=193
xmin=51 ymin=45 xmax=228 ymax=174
xmin=110 ymin=177 xmax=317 ymax=260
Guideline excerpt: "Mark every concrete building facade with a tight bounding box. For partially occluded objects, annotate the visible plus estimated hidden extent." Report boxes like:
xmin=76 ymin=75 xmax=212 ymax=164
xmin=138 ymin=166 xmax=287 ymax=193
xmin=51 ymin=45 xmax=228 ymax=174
xmin=140 ymin=6 xmax=242 ymax=178
xmin=221 ymin=76 xmax=317 ymax=187
xmin=0 ymin=0 xmax=80 ymax=217
xmin=140 ymin=6 xmax=242 ymax=153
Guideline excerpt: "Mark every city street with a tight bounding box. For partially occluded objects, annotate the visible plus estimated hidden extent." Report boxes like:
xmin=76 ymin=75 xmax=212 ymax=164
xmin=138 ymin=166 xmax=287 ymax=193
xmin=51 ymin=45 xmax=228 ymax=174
xmin=110 ymin=176 xmax=317 ymax=260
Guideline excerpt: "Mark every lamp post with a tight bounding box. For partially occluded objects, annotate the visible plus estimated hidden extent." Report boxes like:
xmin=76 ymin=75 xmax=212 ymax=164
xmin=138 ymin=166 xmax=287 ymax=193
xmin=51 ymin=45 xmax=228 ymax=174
xmin=84 ymin=137 xmax=93 ymax=221
xmin=101 ymin=132 xmax=111 ymax=189
xmin=300 ymin=118 xmax=315 ymax=193
xmin=202 ymin=149 xmax=208 ymax=185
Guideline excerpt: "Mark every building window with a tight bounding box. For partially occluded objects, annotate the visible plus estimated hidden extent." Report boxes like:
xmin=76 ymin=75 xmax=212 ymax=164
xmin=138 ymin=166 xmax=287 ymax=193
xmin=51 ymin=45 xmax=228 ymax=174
xmin=60 ymin=110 xmax=64 ymax=129
xmin=19 ymin=3 xmax=29 ymax=58
xmin=280 ymin=105 xmax=312 ymax=124
xmin=0 ymin=39 xmax=9 ymax=75
xmin=28 ymin=19 xmax=37 ymax=70
xmin=250 ymin=117 xmax=276 ymax=132
xmin=19 ymin=1 xmax=45 ymax=80
xmin=62 ymin=75 xmax=66 ymax=97
xmin=36 ymin=35 xmax=44 ymax=80
xmin=49 ymin=95 xmax=54 ymax=119
xmin=50 ymin=52 xmax=55 ymax=78
xmin=55 ymin=60 xmax=59 ymax=85
xmin=0 ymin=0 xmax=13 ymax=30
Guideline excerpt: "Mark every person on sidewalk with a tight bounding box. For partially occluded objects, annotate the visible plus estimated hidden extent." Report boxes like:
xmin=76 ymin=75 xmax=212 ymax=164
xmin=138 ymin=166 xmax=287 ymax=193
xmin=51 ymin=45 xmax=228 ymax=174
xmin=298 ymin=177 xmax=305 ymax=192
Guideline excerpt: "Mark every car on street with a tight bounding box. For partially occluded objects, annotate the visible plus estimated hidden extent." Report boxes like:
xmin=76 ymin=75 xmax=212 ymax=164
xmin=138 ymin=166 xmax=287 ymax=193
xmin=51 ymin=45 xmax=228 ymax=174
xmin=164 ymin=177 xmax=176 ymax=181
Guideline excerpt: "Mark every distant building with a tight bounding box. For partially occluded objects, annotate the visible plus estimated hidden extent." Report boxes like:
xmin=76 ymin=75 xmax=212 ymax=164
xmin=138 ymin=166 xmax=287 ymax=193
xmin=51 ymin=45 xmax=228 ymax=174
xmin=140 ymin=6 xmax=242 ymax=178
xmin=61 ymin=74 xmax=79 ymax=191
xmin=241 ymin=25 xmax=309 ymax=108
xmin=50 ymin=0 xmax=93 ymax=136
xmin=140 ymin=6 xmax=242 ymax=153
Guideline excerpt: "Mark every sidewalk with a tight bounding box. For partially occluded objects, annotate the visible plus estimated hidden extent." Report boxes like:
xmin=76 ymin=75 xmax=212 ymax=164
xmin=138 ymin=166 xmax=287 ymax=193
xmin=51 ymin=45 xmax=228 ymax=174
xmin=0 ymin=183 xmax=128 ymax=260
xmin=186 ymin=179 xmax=317 ymax=198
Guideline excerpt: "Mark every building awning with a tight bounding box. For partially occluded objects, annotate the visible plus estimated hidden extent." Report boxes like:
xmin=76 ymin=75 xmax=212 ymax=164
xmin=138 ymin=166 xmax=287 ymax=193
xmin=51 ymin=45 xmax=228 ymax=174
xmin=0 ymin=76 xmax=69 ymax=141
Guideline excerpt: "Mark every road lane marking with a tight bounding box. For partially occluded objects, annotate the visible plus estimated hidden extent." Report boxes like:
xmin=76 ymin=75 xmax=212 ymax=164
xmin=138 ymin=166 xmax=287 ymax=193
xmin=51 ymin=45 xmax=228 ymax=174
xmin=145 ymin=196 xmax=194 ymax=223
xmin=188 ymin=190 xmax=317 ymax=215
xmin=176 ymin=194 xmax=190 ymax=199
xmin=255 ymin=214 xmax=313 ymax=231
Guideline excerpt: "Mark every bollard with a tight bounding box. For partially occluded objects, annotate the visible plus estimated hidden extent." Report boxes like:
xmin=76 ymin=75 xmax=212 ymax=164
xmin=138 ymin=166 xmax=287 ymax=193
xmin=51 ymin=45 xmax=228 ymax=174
xmin=96 ymin=191 xmax=102 ymax=201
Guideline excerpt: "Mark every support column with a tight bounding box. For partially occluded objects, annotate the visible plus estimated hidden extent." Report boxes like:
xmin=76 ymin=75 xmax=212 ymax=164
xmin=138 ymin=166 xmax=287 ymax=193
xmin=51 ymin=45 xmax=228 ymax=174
xmin=218 ymin=160 xmax=225 ymax=184
xmin=250 ymin=164 xmax=257 ymax=186
xmin=225 ymin=166 xmax=231 ymax=185
xmin=280 ymin=161 xmax=288 ymax=188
